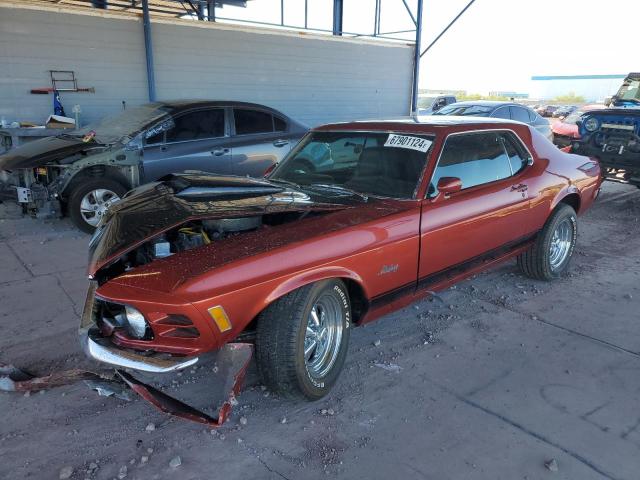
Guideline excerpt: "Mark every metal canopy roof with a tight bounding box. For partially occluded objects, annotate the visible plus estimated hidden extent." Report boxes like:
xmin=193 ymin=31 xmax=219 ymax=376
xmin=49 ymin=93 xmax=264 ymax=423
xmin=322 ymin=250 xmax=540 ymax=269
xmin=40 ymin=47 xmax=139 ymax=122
xmin=21 ymin=0 xmax=249 ymax=18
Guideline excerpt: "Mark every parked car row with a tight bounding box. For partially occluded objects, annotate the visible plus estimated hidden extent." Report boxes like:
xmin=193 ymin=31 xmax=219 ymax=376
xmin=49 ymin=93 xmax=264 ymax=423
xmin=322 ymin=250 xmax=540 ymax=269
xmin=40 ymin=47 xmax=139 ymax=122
xmin=431 ymin=101 xmax=553 ymax=140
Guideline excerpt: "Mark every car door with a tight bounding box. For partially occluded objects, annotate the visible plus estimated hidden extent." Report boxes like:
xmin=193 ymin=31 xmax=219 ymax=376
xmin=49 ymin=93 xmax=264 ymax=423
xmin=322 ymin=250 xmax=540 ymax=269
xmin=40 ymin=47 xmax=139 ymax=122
xmin=229 ymin=108 xmax=291 ymax=177
xmin=418 ymin=130 xmax=533 ymax=281
xmin=141 ymin=107 xmax=231 ymax=181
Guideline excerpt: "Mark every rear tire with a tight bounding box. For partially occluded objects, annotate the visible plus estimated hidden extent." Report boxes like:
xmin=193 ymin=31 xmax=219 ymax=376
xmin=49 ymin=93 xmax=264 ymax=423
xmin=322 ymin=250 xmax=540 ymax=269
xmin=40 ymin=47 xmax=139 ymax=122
xmin=67 ymin=177 xmax=127 ymax=233
xmin=517 ymin=203 xmax=577 ymax=281
xmin=255 ymin=279 xmax=351 ymax=400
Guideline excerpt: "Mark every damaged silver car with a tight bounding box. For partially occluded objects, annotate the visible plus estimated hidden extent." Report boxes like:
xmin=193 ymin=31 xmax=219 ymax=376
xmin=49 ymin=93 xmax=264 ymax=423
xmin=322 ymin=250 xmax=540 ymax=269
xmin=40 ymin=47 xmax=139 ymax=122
xmin=0 ymin=101 xmax=306 ymax=232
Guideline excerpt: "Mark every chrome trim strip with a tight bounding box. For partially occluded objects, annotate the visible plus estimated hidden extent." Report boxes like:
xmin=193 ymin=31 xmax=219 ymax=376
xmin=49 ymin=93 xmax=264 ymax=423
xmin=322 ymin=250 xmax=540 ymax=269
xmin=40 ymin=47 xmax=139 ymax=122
xmin=80 ymin=329 xmax=198 ymax=373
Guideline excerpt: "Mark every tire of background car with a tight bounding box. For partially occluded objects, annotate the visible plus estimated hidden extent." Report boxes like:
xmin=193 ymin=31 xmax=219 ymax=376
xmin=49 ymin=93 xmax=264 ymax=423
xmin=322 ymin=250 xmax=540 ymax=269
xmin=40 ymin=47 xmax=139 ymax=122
xmin=255 ymin=279 xmax=351 ymax=400
xmin=67 ymin=177 xmax=127 ymax=234
xmin=517 ymin=203 xmax=577 ymax=281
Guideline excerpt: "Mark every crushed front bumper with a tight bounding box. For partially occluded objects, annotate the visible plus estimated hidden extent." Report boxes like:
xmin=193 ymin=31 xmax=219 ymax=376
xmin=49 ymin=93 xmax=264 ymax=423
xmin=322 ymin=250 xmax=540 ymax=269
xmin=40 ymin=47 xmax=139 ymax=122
xmin=79 ymin=282 xmax=253 ymax=427
xmin=79 ymin=282 xmax=199 ymax=373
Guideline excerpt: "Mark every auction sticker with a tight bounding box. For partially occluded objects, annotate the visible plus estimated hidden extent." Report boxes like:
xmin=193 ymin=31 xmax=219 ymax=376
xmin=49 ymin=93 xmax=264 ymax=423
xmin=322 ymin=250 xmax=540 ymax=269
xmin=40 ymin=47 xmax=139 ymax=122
xmin=384 ymin=134 xmax=432 ymax=152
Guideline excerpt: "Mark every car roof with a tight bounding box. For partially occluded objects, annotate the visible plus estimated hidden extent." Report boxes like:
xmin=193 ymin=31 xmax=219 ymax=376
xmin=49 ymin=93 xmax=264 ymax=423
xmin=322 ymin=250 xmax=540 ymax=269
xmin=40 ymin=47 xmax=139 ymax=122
xmin=443 ymin=100 xmax=520 ymax=108
xmin=147 ymin=100 xmax=289 ymax=115
xmin=314 ymin=115 xmax=529 ymax=134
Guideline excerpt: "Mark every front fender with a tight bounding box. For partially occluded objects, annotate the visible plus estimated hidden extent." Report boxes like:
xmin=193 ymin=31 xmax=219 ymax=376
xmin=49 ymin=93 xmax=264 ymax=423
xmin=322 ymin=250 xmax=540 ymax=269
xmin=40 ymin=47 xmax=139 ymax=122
xmin=264 ymin=266 xmax=370 ymax=305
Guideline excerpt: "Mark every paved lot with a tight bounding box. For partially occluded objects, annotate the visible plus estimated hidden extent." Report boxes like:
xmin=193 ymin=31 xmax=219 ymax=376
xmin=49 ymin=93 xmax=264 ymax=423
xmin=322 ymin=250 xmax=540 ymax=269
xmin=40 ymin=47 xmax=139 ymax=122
xmin=1 ymin=181 xmax=639 ymax=480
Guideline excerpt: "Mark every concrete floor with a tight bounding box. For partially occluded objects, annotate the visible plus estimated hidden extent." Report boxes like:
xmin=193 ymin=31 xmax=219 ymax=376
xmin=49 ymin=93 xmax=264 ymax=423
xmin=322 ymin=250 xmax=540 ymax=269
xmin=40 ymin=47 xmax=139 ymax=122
xmin=0 ymin=181 xmax=639 ymax=480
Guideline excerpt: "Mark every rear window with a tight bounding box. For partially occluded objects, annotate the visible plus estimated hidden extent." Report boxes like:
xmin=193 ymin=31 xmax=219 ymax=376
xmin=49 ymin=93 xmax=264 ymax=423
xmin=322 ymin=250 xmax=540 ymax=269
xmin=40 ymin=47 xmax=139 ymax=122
xmin=234 ymin=109 xmax=274 ymax=135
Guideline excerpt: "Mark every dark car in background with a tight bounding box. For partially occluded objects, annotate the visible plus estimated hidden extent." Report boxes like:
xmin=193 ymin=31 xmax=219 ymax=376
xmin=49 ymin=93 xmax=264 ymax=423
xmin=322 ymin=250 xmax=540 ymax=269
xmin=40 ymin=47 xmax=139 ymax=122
xmin=536 ymin=105 xmax=559 ymax=117
xmin=552 ymin=105 xmax=577 ymax=119
xmin=0 ymin=101 xmax=306 ymax=232
xmin=433 ymin=101 xmax=552 ymax=140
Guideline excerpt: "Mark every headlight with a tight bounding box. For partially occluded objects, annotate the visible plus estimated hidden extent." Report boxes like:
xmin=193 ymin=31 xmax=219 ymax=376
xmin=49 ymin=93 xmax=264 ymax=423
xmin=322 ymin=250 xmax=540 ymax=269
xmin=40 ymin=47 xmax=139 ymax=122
xmin=584 ymin=117 xmax=599 ymax=132
xmin=124 ymin=305 xmax=149 ymax=339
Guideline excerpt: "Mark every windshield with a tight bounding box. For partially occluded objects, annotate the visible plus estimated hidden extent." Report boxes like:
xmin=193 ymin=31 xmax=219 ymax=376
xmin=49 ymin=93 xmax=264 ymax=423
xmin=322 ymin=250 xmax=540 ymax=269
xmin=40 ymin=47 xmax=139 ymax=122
xmin=269 ymin=131 xmax=434 ymax=199
xmin=75 ymin=104 xmax=170 ymax=142
xmin=433 ymin=104 xmax=494 ymax=116
xmin=615 ymin=79 xmax=640 ymax=102
xmin=563 ymin=110 xmax=583 ymax=124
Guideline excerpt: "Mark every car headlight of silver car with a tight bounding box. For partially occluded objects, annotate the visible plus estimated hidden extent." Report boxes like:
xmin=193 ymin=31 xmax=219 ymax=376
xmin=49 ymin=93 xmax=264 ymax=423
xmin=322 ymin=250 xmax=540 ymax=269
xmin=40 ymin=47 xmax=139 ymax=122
xmin=124 ymin=305 xmax=149 ymax=339
xmin=584 ymin=117 xmax=600 ymax=132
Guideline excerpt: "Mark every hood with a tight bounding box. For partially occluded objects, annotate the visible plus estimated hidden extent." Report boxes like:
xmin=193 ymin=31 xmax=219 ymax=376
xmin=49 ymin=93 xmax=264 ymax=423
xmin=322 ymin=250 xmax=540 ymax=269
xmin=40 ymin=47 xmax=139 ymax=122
xmin=0 ymin=134 xmax=106 ymax=170
xmin=88 ymin=174 xmax=353 ymax=276
xmin=552 ymin=121 xmax=578 ymax=138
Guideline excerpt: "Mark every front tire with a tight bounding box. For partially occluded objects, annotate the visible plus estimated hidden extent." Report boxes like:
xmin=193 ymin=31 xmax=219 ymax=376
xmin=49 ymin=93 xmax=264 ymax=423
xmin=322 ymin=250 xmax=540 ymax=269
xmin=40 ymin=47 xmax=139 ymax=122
xmin=67 ymin=177 xmax=127 ymax=233
xmin=517 ymin=203 xmax=577 ymax=281
xmin=255 ymin=279 xmax=351 ymax=400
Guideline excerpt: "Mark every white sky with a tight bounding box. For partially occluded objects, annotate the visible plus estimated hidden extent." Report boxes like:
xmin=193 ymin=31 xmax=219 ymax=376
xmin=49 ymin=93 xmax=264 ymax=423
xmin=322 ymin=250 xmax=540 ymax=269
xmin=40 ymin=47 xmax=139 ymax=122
xmin=218 ymin=0 xmax=638 ymax=94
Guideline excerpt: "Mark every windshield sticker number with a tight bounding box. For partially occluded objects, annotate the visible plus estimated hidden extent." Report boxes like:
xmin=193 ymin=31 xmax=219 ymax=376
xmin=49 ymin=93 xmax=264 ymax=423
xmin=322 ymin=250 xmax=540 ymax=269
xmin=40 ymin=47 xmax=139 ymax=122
xmin=384 ymin=134 xmax=432 ymax=153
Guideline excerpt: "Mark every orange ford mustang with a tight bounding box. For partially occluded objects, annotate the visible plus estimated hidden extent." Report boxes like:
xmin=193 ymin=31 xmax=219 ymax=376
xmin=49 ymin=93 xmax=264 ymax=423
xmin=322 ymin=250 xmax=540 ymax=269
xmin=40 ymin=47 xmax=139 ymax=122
xmin=80 ymin=116 xmax=601 ymax=401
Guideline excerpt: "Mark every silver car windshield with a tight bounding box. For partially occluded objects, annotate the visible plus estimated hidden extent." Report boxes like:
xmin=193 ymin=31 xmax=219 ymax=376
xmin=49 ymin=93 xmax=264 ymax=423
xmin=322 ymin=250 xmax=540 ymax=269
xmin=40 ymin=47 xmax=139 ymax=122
xmin=434 ymin=104 xmax=494 ymax=116
xmin=76 ymin=104 xmax=170 ymax=143
xmin=270 ymin=131 xmax=434 ymax=199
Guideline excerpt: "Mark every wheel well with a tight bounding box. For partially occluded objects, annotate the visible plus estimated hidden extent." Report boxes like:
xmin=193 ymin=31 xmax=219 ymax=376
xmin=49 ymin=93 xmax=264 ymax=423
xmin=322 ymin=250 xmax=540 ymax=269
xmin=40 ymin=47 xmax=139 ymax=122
xmin=63 ymin=165 xmax=131 ymax=199
xmin=559 ymin=193 xmax=581 ymax=214
xmin=240 ymin=277 xmax=370 ymax=339
xmin=342 ymin=278 xmax=369 ymax=324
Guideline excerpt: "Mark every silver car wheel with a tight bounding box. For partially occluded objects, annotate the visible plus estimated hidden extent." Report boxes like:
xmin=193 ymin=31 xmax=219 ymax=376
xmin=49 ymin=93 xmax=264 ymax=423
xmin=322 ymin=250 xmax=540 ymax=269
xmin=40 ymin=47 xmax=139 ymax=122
xmin=79 ymin=188 xmax=121 ymax=227
xmin=549 ymin=218 xmax=573 ymax=270
xmin=304 ymin=294 xmax=344 ymax=380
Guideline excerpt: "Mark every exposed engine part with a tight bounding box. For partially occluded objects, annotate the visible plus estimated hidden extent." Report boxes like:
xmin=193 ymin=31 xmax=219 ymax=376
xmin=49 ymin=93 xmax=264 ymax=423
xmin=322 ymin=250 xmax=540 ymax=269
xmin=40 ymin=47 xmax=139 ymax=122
xmin=203 ymin=216 xmax=262 ymax=236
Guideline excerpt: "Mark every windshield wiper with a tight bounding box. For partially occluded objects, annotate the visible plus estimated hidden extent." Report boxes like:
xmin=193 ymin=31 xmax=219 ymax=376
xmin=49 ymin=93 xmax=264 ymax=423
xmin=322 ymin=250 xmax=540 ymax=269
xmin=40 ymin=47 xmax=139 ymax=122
xmin=307 ymin=183 xmax=368 ymax=201
xmin=268 ymin=178 xmax=301 ymax=189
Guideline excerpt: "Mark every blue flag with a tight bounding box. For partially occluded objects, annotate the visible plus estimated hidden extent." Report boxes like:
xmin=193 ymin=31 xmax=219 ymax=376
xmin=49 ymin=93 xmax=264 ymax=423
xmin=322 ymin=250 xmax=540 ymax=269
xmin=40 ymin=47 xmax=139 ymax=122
xmin=53 ymin=90 xmax=66 ymax=116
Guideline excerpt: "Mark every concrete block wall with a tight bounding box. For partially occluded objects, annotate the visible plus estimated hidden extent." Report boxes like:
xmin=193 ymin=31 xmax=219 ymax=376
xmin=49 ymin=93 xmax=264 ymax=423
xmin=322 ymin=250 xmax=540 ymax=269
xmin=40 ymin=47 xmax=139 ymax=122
xmin=0 ymin=4 xmax=413 ymax=128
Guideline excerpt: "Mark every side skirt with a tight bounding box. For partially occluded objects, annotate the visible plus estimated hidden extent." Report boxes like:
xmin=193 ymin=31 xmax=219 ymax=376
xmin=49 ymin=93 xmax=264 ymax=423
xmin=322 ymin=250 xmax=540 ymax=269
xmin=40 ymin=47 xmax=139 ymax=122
xmin=360 ymin=233 xmax=538 ymax=324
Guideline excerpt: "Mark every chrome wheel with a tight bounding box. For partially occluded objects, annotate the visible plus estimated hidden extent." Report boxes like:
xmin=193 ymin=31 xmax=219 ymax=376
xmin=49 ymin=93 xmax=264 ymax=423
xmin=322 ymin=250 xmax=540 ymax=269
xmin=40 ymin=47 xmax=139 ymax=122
xmin=304 ymin=294 xmax=344 ymax=379
xmin=549 ymin=218 xmax=573 ymax=270
xmin=79 ymin=188 xmax=120 ymax=227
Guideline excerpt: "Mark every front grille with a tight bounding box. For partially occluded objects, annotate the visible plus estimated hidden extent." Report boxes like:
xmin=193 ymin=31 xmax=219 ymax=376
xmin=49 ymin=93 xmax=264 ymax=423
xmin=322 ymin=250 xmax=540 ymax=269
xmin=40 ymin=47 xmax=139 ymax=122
xmin=156 ymin=314 xmax=201 ymax=339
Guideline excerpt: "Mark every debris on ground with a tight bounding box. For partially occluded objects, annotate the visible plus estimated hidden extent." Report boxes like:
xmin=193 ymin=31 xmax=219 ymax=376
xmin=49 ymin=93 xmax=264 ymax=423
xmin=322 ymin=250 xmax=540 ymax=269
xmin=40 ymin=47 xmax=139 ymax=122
xmin=373 ymin=362 xmax=402 ymax=373
xmin=0 ymin=363 xmax=105 ymax=392
xmin=239 ymin=416 xmax=248 ymax=425
xmin=58 ymin=466 xmax=73 ymax=479
xmin=373 ymin=339 xmax=381 ymax=347
xmin=169 ymin=456 xmax=182 ymax=468
xmin=118 ymin=343 xmax=253 ymax=427
xmin=84 ymin=379 xmax=131 ymax=401
xmin=544 ymin=458 xmax=559 ymax=472
xmin=145 ymin=423 xmax=156 ymax=432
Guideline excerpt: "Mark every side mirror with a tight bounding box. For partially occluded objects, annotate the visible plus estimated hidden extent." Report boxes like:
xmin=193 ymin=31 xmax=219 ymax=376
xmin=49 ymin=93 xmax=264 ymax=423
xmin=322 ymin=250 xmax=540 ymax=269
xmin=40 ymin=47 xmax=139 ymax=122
xmin=434 ymin=176 xmax=462 ymax=200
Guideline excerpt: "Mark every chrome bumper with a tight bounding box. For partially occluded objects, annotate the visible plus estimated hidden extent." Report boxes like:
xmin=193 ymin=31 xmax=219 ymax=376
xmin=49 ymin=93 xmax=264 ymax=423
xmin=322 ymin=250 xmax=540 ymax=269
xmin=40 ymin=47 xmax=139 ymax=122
xmin=79 ymin=282 xmax=198 ymax=373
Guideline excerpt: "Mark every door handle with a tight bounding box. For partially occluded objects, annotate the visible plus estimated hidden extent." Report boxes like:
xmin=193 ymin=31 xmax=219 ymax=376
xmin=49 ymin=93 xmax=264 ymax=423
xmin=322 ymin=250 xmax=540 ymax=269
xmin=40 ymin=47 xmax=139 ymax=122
xmin=273 ymin=139 xmax=289 ymax=147
xmin=212 ymin=148 xmax=229 ymax=156
xmin=511 ymin=183 xmax=528 ymax=192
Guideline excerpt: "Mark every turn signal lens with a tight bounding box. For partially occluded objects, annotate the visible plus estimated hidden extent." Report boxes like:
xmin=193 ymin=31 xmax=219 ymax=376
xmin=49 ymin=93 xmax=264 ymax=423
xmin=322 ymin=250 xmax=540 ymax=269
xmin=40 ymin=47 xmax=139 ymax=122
xmin=208 ymin=306 xmax=232 ymax=332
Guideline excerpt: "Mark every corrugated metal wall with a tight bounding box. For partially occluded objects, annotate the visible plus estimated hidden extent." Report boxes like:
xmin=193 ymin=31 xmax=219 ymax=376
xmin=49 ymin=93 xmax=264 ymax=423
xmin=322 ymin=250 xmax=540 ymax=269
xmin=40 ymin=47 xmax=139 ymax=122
xmin=0 ymin=5 xmax=413 ymax=128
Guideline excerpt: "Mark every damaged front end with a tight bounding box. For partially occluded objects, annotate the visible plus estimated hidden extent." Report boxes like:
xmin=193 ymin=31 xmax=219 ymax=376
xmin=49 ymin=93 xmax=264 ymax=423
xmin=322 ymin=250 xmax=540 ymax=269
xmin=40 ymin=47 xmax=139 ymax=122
xmin=79 ymin=173 xmax=349 ymax=425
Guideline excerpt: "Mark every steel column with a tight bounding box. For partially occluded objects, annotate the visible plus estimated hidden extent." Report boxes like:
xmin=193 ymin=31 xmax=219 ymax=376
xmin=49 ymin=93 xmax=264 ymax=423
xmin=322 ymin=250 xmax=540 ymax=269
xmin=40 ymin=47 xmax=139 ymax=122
xmin=411 ymin=0 xmax=423 ymax=114
xmin=142 ymin=0 xmax=156 ymax=102
xmin=332 ymin=0 xmax=343 ymax=36
xmin=207 ymin=0 xmax=215 ymax=21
